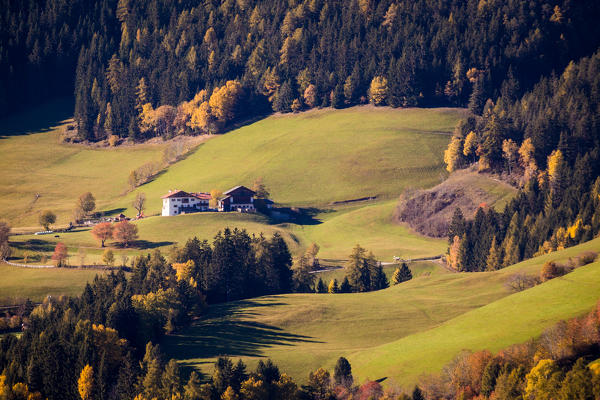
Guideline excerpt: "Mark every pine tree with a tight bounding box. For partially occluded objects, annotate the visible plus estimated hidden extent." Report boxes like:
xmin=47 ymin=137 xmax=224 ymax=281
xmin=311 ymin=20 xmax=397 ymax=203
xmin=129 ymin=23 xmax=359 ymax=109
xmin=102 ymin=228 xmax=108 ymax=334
xmin=412 ymin=386 xmax=425 ymax=400
xmin=448 ymin=208 xmax=466 ymax=244
xmin=315 ymin=278 xmax=327 ymax=293
xmin=333 ymin=357 xmax=353 ymax=388
xmin=468 ymin=77 xmax=485 ymax=115
xmin=486 ymin=236 xmax=502 ymax=271
xmin=183 ymin=371 xmax=204 ymax=400
xmin=392 ymin=263 xmax=412 ymax=284
xmin=339 ymin=277 xmax=351 ymax=293
xmin=161 ymin=359 xmax=181 ymax=399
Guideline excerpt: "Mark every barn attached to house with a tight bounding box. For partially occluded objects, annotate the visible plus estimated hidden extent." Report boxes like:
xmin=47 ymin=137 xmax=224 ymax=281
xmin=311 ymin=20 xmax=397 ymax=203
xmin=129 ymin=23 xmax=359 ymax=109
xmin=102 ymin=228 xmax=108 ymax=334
xmin=161 ymin=190 xmax=211 ymax=216
xmin=218 ymin=186 xmax=256 ymax=212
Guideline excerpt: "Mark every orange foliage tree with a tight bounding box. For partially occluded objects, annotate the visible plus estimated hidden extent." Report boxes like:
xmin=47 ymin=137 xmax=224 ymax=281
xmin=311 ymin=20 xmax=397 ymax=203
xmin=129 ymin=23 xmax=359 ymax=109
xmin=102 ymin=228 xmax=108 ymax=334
xmin=113 ymin=220 xmax=138 ymax=247
xmin=52 ymin=242 xmax=68 ymax=267
xmin=91 ymin=222 xmax=114 ymax=247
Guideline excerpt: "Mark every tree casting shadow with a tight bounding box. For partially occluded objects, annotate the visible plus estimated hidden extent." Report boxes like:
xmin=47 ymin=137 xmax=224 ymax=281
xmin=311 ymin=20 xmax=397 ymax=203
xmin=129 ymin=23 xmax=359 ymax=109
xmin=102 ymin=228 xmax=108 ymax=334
xmin=163 ymin=297 xmax=322 ymax=369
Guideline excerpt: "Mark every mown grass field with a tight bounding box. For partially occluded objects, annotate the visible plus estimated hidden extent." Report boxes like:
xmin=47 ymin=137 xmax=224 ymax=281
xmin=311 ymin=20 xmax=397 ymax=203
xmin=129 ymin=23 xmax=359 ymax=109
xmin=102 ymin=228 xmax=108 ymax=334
xmin=0 ymin=100 xmax=167 ymax=227
xmin=107 ymin=106 xmax=467 ymax=216
xmin=162 ymin=238 xmax=600 ymax=388
xmin=0 ymin=264 xmax=107 ymax=305
xmin=2 ymin=104 xmax=464 ymax=269
xmin=9 ymin=200 xmax=447 ymax=268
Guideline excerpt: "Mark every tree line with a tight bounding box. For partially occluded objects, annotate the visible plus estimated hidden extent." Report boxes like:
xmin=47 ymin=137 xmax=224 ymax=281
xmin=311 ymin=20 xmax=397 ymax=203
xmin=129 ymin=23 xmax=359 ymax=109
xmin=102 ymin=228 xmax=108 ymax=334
xmin=444 ymin=51 xmax=600 ymax=272
xmin=417 ymin=300 xmax=600 ymax=399
xmin=4 ymin=0 xmax=600 ymax=137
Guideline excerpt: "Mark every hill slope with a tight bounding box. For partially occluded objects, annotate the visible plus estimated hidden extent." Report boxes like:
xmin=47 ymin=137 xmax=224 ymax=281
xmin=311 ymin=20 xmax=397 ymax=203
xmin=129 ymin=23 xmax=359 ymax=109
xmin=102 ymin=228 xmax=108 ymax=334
xmin=163 ymin=238 xmax=600 ymax=386
xmin=114 ymin=106 xmax=465 ymax=216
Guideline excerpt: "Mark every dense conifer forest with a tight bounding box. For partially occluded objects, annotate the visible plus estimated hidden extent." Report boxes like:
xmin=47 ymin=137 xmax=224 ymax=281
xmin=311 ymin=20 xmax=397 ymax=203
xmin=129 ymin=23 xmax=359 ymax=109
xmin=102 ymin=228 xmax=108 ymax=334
xmin=2 ymin=0 xmax=600 ymax=140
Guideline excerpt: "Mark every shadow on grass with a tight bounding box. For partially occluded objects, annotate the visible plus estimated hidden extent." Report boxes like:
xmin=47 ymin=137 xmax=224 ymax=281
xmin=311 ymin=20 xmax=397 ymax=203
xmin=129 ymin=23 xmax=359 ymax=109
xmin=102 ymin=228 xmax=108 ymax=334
xmin=0 ymin=97 xmax=74 ymax=138
xmin=11 ymin=239 xmax=55 ymax=252
xmin=100 ymin=208 xmax=127 ymax=217
xmin=263 ymin=206 xmax=330 ymax=226
xmin=163 ymin=297 xmax=321 ymax=374
xmin=114 ymin=240 xmax=175 ymax=250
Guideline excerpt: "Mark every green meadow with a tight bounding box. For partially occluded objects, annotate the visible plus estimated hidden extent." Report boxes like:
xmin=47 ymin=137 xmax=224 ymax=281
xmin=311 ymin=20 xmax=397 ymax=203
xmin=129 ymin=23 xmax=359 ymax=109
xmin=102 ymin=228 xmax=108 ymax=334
xmin=162 ymin=238 xmax=600 ymax=388
xmin=0 ymin=264 xmax=107 ymax=305
xmin=1 ymin=104 xmax=465 ymax=270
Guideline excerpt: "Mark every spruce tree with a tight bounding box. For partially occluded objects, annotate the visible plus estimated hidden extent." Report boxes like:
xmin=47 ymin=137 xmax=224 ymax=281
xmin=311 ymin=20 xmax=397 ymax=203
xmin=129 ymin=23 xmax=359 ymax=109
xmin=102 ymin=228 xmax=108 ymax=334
xmin=333 ymin=357 xmax=353 ymax=388
xmin=412 ymin=386 xmax=425 ymax=400
xmin=315 ymin=278 xmax=327 ymax=293
xmin=486 ymin=236 xmax=502 ymax=271
xmin=339 ymin=277 xmax=351 ymax=293
xmin=448 ymin=208 xmax=466 ymax=245
xmin=392 ymin=263 xmax=412 ymax=284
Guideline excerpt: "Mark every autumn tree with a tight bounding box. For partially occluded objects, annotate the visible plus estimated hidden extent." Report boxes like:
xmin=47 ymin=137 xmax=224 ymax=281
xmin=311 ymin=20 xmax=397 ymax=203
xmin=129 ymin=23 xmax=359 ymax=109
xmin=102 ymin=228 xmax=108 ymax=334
xmin=502 ymin=139 xmax=519 ymax=174
xmin=39 ymin=210 xmax=56 ymax=230
xmin=444 ymin=136 xmax=464 ymax=172
xmin=113 ymin=220 xmax=138 ymax=247
xmin=369 ymin=76 xmax=388 ymax=106
xmin=327 ymin=279 xmax=338 ymax=294
xmin=102 ymin=249 xmax=115 ymax=267
xmin=486 ymin=236 xmax=502 ymax=271
xmin=77 ymin=192 xmax=96 ymax=217
xmin=91 ymin=222 xmax=114 ymax=247
xmin=133 ymin=192 xmax=146 ymax=216
xmin=303 ymin=84 xmax=317 ymax=108
xmin=52 ymin=242 xmax=68 ymax=267
xmin=392 ymin=262 xmax=412 ymax=284
xmin=209 ymin=80 xmax=244 ymax=124
xmin=519 ymin=138 xmax=538 ymax=183
xmin=547 ymin=149 xmax=568 ymax=205
xmin=463 ymin=131 xmax=478 ymax=163
xmin=210 ymin=189 xmax=223 ymax=209
xmin=524 ymin=359 xmax=562 ymax=400
xmin=252 ymin=178 xmax=270 ymax=199
xmin=78 ymin=365 xmax=94 ymax=400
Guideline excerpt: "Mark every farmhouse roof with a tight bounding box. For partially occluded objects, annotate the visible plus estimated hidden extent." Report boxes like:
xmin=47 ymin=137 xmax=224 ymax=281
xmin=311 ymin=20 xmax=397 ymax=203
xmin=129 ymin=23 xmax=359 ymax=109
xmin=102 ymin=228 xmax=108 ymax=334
xmin=161 ymin=190 xmax=192 ymax=199
xmin=192 ymin=192 xmax=212 ymax=200
xmin=223 ymin=185 xmax=256 ymax=195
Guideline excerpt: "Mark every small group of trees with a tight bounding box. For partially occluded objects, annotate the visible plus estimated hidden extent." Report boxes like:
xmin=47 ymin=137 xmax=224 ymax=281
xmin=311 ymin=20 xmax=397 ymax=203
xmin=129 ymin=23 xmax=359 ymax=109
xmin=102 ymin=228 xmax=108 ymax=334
xmin=91 ymin=220 xmax=139 ymax=248
xmin=392 ymin=263 xmax=412 ymax=285
xmin=136 ymin=80 xmax=246 ymax=139
xmin=344 ymin=244 xmax=388 ymax=293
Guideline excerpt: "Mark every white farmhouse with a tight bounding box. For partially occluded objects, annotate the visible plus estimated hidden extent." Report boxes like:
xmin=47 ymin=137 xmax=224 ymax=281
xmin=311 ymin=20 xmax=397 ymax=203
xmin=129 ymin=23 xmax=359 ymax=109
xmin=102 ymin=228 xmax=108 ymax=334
xmin=161 ymin=190 xmax=211 ymax=216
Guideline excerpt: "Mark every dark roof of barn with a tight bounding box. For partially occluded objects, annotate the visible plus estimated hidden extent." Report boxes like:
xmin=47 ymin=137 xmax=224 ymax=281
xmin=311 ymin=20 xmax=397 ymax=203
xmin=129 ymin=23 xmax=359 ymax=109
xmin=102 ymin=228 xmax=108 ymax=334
xmin=223 ymin=185 xmax=256 ymax=195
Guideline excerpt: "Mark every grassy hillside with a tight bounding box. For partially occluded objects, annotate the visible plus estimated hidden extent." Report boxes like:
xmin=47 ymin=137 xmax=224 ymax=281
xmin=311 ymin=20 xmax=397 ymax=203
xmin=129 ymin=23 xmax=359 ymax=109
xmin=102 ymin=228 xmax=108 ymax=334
xmin=0 ymin=119 xmax=166 ymax=227
xmin=162 ymin=237 xmax=600 ymax=387
xmin=0 ymin=264 xmax=107 ymax=305
xmin=110 ymin=106 xmax=465 ymax=216
xmin=10 ymin=199 xmax=447 ymax=267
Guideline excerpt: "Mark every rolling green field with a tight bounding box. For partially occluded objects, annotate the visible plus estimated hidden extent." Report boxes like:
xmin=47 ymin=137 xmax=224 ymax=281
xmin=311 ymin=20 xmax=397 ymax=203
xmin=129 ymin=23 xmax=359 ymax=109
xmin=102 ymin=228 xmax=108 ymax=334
xmin=0 ymin=264 xmax=107 ymax=305
xmin=104 ymin=106 xmax=467 ymax=216
xmin=9 ymin=199 xmax=446 ymax=267
xmin=2 ymin=105 xmax=466 ymax=269
xmin=162 ymin=238 xmax=600 ymax=388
